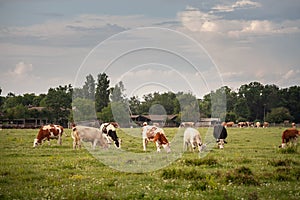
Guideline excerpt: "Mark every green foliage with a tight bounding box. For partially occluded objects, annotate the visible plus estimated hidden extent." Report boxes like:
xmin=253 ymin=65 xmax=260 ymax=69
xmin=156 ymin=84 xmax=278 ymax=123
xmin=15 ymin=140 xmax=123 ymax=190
xmin=95 ymin=73 xmax=110 ymax=112
xmin=266 ymin=107 xmax=293 ymax=123
xmin=72 ymin=98 xmax=96 ymax=121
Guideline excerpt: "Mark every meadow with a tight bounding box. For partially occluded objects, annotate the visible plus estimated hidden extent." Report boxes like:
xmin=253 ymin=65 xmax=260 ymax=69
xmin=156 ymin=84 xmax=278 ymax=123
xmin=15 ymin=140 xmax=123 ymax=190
xmin=0 ymin=127 xmax=299 ymax=200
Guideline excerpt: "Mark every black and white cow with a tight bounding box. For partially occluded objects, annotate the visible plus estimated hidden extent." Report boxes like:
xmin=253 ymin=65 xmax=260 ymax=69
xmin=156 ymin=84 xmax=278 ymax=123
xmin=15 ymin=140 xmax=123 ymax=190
xmin=100 ymin=122 xmax=121 ymax=148
xmin=213 ymin=124 xmax=228 ymax=149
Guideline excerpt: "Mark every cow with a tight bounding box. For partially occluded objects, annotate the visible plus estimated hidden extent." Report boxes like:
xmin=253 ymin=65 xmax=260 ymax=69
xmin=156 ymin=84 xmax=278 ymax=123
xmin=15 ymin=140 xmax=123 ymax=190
xmin=238 ymin=122 xmax=247 ymax=128
xmin=213 ymin=124 xmax=228 ymax=149
xmin=100 ymin=122 xmax=121 ymax=148
xmin=183 ymin=128 xmax=203 ymax=152
xmin=223 ymin=121 xmax=234 ymax=128
xmin=33 ymin=124 xmax=64 ymax=147
xmin=255 ymin=122 xmax=261 ymax=128
xmin=142 ymin=122 xmax=171 ymax=153
xmin=71 ymin=125 xmax=108 ymax=150
xmin=263 ymin=122 xmax=269 ymax=128
xmin=280 ymin=128 xmax=300 ymax=148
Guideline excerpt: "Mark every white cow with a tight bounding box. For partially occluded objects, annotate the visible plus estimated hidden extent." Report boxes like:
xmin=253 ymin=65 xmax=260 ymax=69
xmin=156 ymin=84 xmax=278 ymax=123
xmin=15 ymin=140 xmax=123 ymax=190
xmin=183 ymin=128 xmax=203 ymax=152
xmin=71 ymin=125 xmax=108 ymax=150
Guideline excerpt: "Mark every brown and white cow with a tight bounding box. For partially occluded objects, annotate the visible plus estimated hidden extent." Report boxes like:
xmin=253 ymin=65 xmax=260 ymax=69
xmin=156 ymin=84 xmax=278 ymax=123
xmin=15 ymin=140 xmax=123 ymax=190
xmin=183 ymin=128 xmax=203 ymax=152
xmin=71 ymin=125 xmax=108 ymax=150
xmin=142 ymin=123 xmax=170 ymax=153
xmin=223 ymin=121 xmax=234 ymax=128
xmin=33 ymin=124 xmax=64 ymax=147
xmin=263 ymin=122 xmax=269 ymax=128
xmin=280 ymin=128 xmax=300 ymax=148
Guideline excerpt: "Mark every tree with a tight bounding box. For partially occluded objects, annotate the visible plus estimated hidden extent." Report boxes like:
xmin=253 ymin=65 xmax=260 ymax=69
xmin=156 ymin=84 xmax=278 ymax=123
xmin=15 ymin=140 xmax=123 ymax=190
xmin=97 ymin=103 xmax=114 ymax=122
xmin=177 ymin=92 xmax=199 ymax=122
xmin=128 ymin=96 xmax=141 ymax=115
xmin=110 ymin=81 xmax=126 ymax=102
xmin=82 ymin=74 xmax=95 ymax=100
xmin=45 ymin=85 xmax=72 ymax=125
xmin=265 ymin=107 xmax=293 ymax=123
xmin=238 ymin=82 xmax=264 ymax=121
xmin=72 ymin=98 xmax=96 ymax=122
xmin=95 ymin=73 xmax=110 ymax=112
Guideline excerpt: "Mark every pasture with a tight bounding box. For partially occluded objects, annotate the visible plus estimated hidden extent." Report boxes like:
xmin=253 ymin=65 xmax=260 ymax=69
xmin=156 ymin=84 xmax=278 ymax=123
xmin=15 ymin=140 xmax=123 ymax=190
xmin=0 ymin=127 xmax=299 ymax=199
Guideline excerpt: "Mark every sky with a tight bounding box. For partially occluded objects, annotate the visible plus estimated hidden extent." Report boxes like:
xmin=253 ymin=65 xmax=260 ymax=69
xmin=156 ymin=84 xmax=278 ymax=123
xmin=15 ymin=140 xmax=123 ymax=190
xmin=0 ymin=0 xmax=299 ymax=98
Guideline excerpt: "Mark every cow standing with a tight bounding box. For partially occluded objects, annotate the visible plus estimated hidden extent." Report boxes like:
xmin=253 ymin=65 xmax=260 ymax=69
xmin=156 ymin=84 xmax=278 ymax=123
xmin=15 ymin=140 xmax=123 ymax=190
xmin=213 ymin=124 xmax=228 ymax=149
xmin=100 ymin=122 xmax=121 ymax=148
xmin=142 ymin=123 xmax=171 ymax=153
xmin=71 ymin=125 xmax=108 ymax=150
xmin=183 ymin=128 xmax=203 ymax=152
xmin=33 ymin=124 xmax=64 ymax=147
xmin=280 ymin=128 xmax=300 ymax=148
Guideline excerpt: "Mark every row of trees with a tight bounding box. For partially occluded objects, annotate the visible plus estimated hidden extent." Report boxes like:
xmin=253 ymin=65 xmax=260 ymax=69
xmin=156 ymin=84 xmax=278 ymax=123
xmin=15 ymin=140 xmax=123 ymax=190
xmin=0 ymin=73 xmax=299 ymax=126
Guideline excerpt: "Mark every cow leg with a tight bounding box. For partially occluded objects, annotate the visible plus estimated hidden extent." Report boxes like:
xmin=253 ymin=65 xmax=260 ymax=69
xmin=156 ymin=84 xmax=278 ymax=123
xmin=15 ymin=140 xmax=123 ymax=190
xmin=183 ymin=141 xmax=187 ymax=151
xmin=92 ymin=139 xmax=98 ymax=149
xmin=156 ymin=141 xmax=161 ymax=152
xmin=73 ymin=139 xmax=78 ymax=150
xmin=143 ymin=138 xmax=148 ymax=151
xmin=57 ymin=134 xmax=62 ymax=145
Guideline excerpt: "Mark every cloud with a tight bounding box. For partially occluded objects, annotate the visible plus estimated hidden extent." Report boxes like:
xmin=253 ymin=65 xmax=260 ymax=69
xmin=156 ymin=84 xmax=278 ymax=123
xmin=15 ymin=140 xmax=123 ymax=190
xmin=178 ymin=6 xmax=300 ymax=37
xmin=178 ymin=6 xmax=219 ymax=32
xmin=212 ymin=0 xmax=261 ymax=13
xmin=12 ymin=61 xmax=33 ymax=76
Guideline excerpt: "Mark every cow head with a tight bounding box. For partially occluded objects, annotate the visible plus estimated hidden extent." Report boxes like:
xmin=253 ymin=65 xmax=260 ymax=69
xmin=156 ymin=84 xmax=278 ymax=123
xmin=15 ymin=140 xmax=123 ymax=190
xmin=217 ymin=139 xmax=225 ymax=149
xmin=107 ymin=129 xmax=121 ymax=148
xmin=33 ymin=138 xmax=40 ymax=147
xmin=162 ymin=143 xmax=171 ymax=153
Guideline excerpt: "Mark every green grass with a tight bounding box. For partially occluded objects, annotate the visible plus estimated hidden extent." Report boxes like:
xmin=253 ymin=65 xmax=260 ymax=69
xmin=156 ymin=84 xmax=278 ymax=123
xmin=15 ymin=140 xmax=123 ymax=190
xmin=0 ymin=127 xmax=300 ymax=199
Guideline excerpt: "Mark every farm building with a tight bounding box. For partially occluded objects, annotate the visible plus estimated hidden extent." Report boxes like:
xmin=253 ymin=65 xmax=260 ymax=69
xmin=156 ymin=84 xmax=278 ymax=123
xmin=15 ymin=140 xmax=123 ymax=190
xmin=130 ymin=114 xmax=178 ymax=127
xmin=0 ymin=118 xmax=49 ymax=129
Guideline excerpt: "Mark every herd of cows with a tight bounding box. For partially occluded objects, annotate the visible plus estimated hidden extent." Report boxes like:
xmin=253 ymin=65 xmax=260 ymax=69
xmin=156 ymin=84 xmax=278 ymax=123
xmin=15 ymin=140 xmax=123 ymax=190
xmin=33 ymin=122 xmax=300 ymax=152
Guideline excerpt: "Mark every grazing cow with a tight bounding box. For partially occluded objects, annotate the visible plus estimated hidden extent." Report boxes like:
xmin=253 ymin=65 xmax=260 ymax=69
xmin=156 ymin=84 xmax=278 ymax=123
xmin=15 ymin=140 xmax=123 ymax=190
xmin=263 ymin=122 xmax=269 ymax=128
xmin=100 ymin=122 xmax=121 ymax=148
xmin=71 ymin=125 xmax=108 ymax=150
xmin=280 ymin=128 xmax=300 ymax=148
xmin=213 ymin=124 xmax=228 ymax=149
xmin=255 ymin=122 xmax=261 ymax=128
xmin=238 ymin=122 xmax=247 ymax=128
xmin=142 ymin=123 xmax=171 ymax=153
xmin=33 ymin=124 xmax=64 ymax=147
xmin=224 ymin=121 xmax=234 ymax=128
xmin=183 ymin=128 xmax=203 ymax=152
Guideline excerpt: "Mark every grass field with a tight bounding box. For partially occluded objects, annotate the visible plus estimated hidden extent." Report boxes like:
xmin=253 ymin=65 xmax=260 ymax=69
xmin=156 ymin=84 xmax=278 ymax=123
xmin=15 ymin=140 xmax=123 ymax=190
xmin=0 ymin=127 xmax=299 ymax=199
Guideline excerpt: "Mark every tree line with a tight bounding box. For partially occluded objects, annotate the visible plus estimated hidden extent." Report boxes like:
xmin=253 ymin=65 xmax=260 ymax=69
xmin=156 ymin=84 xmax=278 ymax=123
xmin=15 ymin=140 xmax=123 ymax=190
xmin=0 ymin=73 xmax=299 ymax=126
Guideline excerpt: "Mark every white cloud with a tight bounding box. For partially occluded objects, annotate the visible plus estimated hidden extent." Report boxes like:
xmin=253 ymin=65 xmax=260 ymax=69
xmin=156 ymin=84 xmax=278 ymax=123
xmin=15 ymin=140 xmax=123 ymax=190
xmin=12 ymin=62 xmax=33 ymax=76
xmin=212 ymin=0 xmax=261 ymax=13
xmin=178 ymin=6 xmax=219 ymax=32
xmin=178 ymin=6 xmax=300 ymax=38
